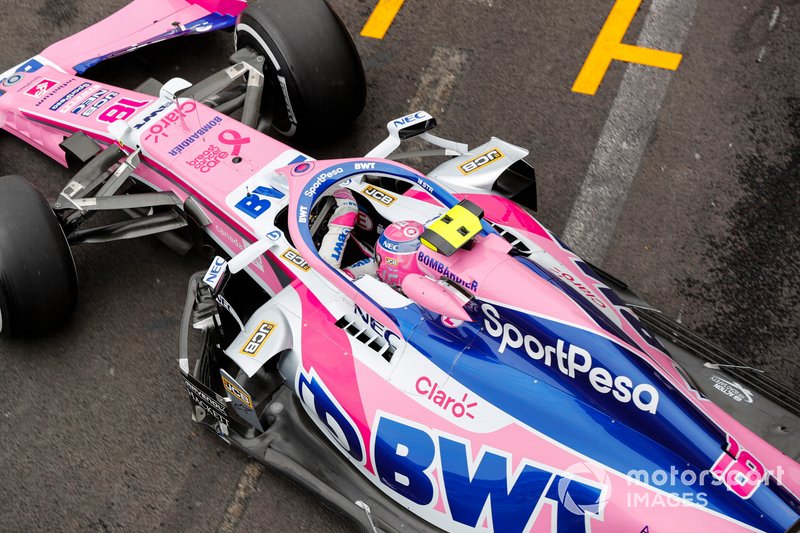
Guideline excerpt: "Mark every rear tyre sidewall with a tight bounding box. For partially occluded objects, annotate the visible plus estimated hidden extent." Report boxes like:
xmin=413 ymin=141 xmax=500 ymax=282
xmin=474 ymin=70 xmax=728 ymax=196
xmin=0 ymin=176 xmax=78 ymax=337
xmin=235 ymin=0 xmax=366 ymax=138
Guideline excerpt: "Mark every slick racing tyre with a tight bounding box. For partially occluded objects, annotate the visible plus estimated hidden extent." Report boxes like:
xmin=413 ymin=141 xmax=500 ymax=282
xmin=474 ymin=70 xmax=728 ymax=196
xmin=0 ymin=176 xmax=78 ymax=337
xmin=235 ymin=0 xmax=366 ymax=138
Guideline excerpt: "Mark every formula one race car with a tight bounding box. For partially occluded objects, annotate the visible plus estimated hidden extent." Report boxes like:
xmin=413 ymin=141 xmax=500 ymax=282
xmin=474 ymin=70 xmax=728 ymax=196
xmin=0 ymin=0 xmax=364 ymax=336
xmin=1 ymin=2 xmax=799 ymax=533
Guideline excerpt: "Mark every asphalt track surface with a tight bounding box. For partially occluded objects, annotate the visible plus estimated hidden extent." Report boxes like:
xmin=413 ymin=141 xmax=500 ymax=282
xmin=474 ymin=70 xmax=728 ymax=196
xmin=0 ymin=0 xmax=798 ymax=531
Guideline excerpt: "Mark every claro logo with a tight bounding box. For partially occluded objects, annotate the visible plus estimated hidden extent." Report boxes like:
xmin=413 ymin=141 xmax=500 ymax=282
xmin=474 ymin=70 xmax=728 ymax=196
xmin=481 ymin=303 xmax=660 ymax=414
xmin=416 ymin=376 xmax=477 ymax=419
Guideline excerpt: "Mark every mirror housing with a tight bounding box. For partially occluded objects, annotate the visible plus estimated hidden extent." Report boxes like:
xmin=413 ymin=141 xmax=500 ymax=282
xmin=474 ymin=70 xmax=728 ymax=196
xmin=402 ymin=274 xmax=471 ymax=322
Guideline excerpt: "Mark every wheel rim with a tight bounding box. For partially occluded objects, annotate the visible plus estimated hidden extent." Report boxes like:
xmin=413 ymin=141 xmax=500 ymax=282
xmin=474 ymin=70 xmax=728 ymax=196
xmin=236 ymin=24 xmax=297 ymax=137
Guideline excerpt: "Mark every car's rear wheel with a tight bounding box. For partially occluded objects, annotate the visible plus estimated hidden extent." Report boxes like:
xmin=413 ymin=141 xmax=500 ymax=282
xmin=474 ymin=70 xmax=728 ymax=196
xmin=0 ymin=176 xmax=78 ymax=337
xmin=234 ymin=0 xmax=366 ymax=138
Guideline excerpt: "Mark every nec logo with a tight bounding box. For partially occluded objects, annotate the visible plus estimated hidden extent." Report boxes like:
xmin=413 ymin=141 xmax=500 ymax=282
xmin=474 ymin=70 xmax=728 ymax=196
xmin=362 ymin=185 xmax=396 ymax=206
xmin=460 ymin=149 xmax=504 ymax=174
xmin=240 ymin=321 xmax=277 ymax=357
xmin=353 ymin=304 xmax=401 ymax=347
xmin=203 ymin=256 xmax=227 ymax=290
xmin=282 ymin=249 xmax=310 ymax=272
xmin=392 ymin=111 xmax=429 ymax=128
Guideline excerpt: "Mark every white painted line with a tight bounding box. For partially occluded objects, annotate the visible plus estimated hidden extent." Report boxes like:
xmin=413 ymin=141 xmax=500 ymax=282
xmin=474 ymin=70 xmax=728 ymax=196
xmin=408 ymin=47 xmax=469 ymax=116
xmin=757 ymin=6 xmax=780 ymax=63
xmin=562 ymin=0 xmax=699 ymax=264
xmin=216 ymin=461 xmax=265 ymax=533
xmin=768 ymin=6 xmax=780 ymax=30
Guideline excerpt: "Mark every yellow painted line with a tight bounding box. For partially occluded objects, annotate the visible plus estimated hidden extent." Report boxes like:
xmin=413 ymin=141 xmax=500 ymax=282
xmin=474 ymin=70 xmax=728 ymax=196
xmin=361 ymin=0 xmax=405 ymax=39
xmin=572 ymin=0 xmax=683 ymax=95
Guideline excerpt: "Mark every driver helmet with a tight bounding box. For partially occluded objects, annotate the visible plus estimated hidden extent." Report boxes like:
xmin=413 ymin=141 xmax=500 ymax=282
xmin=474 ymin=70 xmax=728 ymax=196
xmin=376 ymin=221 xmax=425 ymax=290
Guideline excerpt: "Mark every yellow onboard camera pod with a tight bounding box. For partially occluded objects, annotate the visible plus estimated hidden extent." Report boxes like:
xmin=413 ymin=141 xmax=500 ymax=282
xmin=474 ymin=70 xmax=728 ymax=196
xmin=420 ymin=200 xmax=484 ymax=256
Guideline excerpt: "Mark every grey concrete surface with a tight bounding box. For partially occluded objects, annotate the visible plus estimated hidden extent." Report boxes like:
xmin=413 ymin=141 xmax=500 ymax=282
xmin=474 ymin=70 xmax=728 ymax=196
xmin=0 ymin=0 xmax=797 ymax=531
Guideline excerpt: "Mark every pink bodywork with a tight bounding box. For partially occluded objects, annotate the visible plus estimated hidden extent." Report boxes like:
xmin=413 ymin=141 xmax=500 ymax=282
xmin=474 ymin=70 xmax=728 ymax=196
xmin=1 ymin=58 xmax=296 ymax=294
xmin=283 ymin=168 xmax=800 ymax=530
xmin=462 ymin=193 xmax=800 ymax=484
xmin=278 ymin=157 xmax=800 ymax=530
xmin=40 ymin=0 xmax=246 ymax=74
xmin=0 ymin=4 xmax=797 ymax=528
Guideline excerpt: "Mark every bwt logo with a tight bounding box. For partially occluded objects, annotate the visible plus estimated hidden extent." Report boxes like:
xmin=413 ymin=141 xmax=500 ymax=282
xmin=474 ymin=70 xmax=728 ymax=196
xmin=331 ymin=228 xmax=351 ymax=262
xmin=132 ymin=101 xmax=172 ymax=130
xmin=234 ymin=186 xmax=285 ymax=219
xmin=297 ymin=369 xmax=604 ymax=533
xmin=373 ymin=415 xmax=606 ymax=532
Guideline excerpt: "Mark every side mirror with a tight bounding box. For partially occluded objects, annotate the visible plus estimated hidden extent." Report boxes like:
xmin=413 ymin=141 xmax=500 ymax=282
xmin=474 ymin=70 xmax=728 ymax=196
xmin=402 ymin=274 xmax=472 ymax=322
xmin=366 ymin=110 xmax=438 ymax=158
xmin=388 ymin=110 xmax=438 ymax=140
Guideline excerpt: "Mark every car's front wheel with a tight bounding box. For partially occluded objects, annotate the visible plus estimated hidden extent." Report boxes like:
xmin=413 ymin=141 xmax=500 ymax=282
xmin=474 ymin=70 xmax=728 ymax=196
xmin=0 ymin=176 xmax=78 ymax=337
xmin=235 ymin=0 xmax=367 ymax=138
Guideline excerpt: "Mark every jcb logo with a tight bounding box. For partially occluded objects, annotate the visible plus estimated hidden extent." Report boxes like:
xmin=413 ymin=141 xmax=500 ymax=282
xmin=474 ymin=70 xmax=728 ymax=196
xmin=362 ymin=185 xmax=397 ymax=206
xmin=459 ymin=149 xmax=504 ymax=174
xmin=282 ymin=249 xmax=310 ymax=272
xmin=240 ymin=321 xmax=277 ymax=357
xmin=221 ymin=376 xmax=253 ymax=409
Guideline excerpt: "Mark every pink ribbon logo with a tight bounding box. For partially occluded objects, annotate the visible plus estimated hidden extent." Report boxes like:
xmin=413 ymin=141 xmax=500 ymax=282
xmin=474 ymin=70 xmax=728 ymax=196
xmin=218 ymin=129 xmax=251 ymax=157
